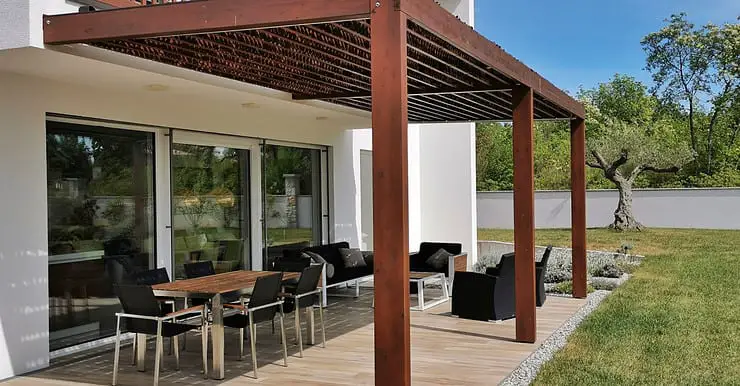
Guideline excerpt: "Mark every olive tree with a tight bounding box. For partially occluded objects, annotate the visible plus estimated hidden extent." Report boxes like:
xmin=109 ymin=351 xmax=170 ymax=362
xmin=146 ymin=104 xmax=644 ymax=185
xmin=587 ymin=116 xmax=694 ymax=230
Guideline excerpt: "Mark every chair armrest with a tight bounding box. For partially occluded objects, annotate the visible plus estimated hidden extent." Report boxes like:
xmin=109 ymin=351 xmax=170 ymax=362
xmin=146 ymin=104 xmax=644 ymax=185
xmin=447 ymin=253 xmax=468 ymax=278
xmin=249 ymin=300 xmax=285 ymax=312
xmin=164 ymin=305 xmax=205 ymax=320
xmin=485 ymin=267 xmax=500 ymax=277
xmin=224 ymin=304 xmax=245 ymax=311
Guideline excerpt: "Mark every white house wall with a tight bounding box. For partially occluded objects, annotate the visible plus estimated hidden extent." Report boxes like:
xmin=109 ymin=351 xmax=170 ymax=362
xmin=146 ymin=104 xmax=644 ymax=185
xmin=352 ymin=0 xmax=478 ymax=263
xmin=0 ymin=61 xmax=365 ymax=379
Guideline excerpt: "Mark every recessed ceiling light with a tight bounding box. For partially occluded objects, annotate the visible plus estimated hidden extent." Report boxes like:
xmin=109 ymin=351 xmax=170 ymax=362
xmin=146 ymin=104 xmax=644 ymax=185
xmin=144 ymin=84 xmax=169 ymax=92
xmin=241 ymin=102 xmax=259 ymax=109
xmin=316 ymin=116 xmax=329 ymax=121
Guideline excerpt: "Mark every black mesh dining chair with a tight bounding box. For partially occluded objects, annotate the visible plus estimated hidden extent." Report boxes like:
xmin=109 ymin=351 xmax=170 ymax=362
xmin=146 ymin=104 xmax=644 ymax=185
xmin=127 ymin=268 xmax=175 ymax=363
xmin=184 ymin=261 xmax=216 ymax=278
xmin=112 ymin=284 xmax=208 ymax=386
xmin=222 ymin=272 xmax=287 ymax=379
xmin=282 ymin=264 xmax=326 ymax=357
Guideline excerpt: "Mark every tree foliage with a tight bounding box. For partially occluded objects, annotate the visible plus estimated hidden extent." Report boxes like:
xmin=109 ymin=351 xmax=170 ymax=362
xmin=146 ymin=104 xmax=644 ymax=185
xmin=476 ymin=13 xmax=739 ymax=193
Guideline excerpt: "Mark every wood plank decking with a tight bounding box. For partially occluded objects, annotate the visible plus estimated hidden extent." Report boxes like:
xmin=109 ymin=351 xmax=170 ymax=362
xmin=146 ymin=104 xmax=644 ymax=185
xmin=9 ymin=289 xmax=586 ymax=386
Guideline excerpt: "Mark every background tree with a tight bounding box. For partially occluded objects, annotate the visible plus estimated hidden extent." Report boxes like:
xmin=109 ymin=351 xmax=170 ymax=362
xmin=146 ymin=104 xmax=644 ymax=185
xmin=642 ymin=13 xmax=739 ymax=175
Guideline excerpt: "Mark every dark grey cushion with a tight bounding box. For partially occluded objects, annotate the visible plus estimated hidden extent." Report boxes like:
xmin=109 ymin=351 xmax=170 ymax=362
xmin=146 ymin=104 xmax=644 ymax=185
xmin=339 ymin=248 xmax=367 ymax=268
xmin=425 ymin=248 xmax=452 ymax=270
xmin=303 ymin=251 xmax=335 ymax=278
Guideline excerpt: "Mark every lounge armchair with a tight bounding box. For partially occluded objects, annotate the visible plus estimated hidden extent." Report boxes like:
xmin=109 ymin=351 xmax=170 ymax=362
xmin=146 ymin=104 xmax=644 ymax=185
xmin=451 ymin=252 xmax=515 ymax=321
xmin=536 ymin=245 xmax=553 ymax=307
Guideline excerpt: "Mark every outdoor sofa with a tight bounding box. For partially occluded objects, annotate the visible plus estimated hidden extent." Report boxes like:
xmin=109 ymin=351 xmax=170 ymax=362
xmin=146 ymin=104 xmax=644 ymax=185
xmin=279 ymin=241 xmax=374 ymax=306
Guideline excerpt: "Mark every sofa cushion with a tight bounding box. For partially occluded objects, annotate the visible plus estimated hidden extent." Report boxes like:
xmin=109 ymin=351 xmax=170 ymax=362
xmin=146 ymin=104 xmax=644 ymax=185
xmin=425 ymin=248 xmax=453 ymax=270
xmin=339 ymin=248 xmax=367 ymax=268
xmin=302 ymin=251 xmax=335 ymax=278
xmin=303 ymin=242 xmax=349 ymax=268
xmin=418 ymin=242 xmax=462 ymax=260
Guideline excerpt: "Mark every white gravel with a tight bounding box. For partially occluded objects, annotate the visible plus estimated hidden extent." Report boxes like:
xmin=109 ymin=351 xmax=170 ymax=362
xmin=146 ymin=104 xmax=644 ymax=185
xmin=498 ymin=290 xmax=611 ymax=386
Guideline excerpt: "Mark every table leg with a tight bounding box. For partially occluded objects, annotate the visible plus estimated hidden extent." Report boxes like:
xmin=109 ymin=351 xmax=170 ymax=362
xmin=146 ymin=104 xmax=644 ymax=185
xmin=136 ymin=333 xmax=147 ymax=372
xmin=418 ymin=280 xmax=426 ymax=311
xmin=211 ymin=294 xmax=225 ymax=380
xmin=306 ymin=306 xmax=315 ymax=345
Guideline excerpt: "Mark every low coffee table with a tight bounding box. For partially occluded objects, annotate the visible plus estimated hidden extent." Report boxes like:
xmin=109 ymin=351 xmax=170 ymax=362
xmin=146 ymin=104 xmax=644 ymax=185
xmin=410 ymin=272 xmax=450 ymax=311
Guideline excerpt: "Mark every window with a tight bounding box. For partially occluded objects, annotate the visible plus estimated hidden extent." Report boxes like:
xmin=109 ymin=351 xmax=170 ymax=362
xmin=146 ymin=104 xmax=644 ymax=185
xmin=262 ymin=144 xmax=323 ymax=268
xmin=46 ymin=120 xmax=155 ymax=350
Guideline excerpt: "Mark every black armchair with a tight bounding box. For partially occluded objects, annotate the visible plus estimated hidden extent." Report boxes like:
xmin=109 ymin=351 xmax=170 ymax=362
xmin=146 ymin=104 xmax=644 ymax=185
xmin=536 ymin=245 xmax=553 ymax=307
xmin=451 ymin=252 xmax=516 ymax=321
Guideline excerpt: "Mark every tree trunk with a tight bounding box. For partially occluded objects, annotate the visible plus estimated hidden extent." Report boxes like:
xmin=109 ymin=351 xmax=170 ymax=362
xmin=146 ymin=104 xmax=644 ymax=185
xmin=609 ymin=180 xmax=643 ymax=231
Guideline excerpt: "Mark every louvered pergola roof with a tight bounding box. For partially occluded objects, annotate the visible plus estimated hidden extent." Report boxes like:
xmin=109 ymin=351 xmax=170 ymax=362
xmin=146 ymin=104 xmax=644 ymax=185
xmin=43 ymin=0 xmax=585 ymax=123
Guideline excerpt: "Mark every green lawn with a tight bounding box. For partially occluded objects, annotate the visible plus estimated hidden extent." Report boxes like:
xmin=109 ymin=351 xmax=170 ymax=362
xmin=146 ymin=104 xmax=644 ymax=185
xmin=479 ymin=228 xmax=740 ymax=385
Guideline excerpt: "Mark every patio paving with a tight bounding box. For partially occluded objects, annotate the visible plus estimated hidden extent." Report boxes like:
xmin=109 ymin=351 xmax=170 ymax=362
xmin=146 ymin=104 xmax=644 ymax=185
xmin=8 ymin=287 xmax=586 ymax=385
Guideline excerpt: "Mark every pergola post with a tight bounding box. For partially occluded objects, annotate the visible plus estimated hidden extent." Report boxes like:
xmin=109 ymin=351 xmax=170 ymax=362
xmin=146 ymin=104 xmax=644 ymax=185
xmin=371 ymin=1 xmax=411 ymax=385
xmin=512 ymin=84 xmax=536 ymax=343
xmin=570 ymin=118 xmax=587 ymax=298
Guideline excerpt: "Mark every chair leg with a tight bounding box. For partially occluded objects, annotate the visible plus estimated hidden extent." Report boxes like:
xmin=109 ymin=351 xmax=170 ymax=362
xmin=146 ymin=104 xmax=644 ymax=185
xmin=173 ymin=336 xmax=180 ymax=370
xmin=154 ymin=322 xmax=163 ymax=386
xmin=238 ymin=327 xmax=244 ymax=360
xmin=279 ymin=308 xmax=288 ymax=367
xmin=249 ymin=318 xmax=258 ymax=379
xmin=318 ymin=302 xmax=326 ymax=348
xmin=112 ymin=315 xmax=122 ymax=386
xmin=295 ymin=308 xmax=303 ymax=358
xmin=355 ymin=280 xmax=360 ymax=298
xmin=201 ymin=323 xmax=209 ymax=379
xmin=182 ymin=298 xmax=188 ymax=351
xmin=131 ymin=333 xmax=137 ymax=366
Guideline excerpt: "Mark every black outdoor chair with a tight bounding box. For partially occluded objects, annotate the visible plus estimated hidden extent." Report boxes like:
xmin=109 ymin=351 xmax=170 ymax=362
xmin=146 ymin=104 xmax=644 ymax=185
xmin=223 ymin=272 xmax=287 ymax=378
xmin=184 ymin=261 xmax=216 ymax=278
xmin=112 ymin=284 xmax=208 ymax=386
xmin=536 ymin=245 xmax=553 ymax=307
xmin=127 ymin=268 xmax=176 ymax=363
xmin=282 ymin=264 xmax=326 ymax=357
xmin=271 ymin=257 xmax=311 ymax=286
xmin=451 ymin=252 xmax=516 ymax=321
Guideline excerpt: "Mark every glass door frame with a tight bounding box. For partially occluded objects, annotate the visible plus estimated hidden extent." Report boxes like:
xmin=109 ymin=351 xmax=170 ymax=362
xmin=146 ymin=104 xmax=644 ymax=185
xmin=169 ymin=130 xmax=260 ymax=275
xmin=260 ymin=139 xmax=329 ymax=270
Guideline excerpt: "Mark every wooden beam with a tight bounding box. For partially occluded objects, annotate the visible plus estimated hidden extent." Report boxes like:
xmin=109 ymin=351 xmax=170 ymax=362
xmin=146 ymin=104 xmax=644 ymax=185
xmin=371 ymin=0 xmax=410 ymax=385
xmin=399 ymin=0 xmax=585 ymax=119
xmin=512 ymin=84 xmax=536 ymax=343
xmin=570 ymin=118 xmax=587 ymax=298
xmin=43 ymin=0 xmax=371 ymax=44
xmin=293 ymin=86 xmax=511 ymax=100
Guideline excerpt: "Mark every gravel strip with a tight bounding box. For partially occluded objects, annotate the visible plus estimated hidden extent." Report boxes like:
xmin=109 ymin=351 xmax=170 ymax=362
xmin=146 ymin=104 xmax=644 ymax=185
xmin=499 ymin=290 xmax=611 ymax=386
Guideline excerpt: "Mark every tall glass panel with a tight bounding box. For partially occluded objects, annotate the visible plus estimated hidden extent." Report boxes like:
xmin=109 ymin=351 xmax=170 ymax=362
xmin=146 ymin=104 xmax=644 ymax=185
xmin=171 ymin=144 xmax=250 ymax=278
xmin=262 ymin=144 xmax=322 ymax=268
xmin=46 ymin=121 xmax=155 ymax=350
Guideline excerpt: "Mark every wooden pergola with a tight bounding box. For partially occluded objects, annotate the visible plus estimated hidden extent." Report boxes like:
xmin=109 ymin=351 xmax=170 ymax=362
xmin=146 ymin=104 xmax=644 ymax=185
xmin=43 ymin=0 xmax=587 ymax=384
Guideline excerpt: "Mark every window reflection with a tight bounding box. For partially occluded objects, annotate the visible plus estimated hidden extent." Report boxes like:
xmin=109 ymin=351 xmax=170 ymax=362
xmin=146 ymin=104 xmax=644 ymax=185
xmin=46 ymin=121 xmax=155 ymax=350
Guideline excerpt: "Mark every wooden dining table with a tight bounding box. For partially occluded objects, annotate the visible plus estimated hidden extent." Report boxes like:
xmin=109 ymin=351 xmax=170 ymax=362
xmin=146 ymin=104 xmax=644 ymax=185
xmin=151 ymin=270 xmax=301 ymax=380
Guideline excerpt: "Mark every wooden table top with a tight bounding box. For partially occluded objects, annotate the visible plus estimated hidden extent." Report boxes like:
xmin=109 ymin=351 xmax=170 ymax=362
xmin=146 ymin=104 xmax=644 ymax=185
xmin=152 ymin=270 xmax=300 ymax=299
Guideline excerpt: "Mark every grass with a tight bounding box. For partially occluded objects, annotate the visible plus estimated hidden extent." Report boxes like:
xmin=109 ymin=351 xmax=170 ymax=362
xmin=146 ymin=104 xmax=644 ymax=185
xmin=479 ymin=228 xmax=740 ymax=385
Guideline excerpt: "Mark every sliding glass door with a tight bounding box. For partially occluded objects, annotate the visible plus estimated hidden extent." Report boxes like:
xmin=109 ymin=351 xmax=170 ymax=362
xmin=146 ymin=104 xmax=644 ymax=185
xmin=46 ymin=120 xmax=155 ymax=350
xmin=262 ymin=144 xmax=323 ymax=268
xmin=170 ymin=133 xmax=252 ymax=278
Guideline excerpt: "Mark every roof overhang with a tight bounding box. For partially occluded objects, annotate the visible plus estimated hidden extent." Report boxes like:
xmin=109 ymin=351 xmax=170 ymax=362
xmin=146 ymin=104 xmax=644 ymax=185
xmin=43 ymin=0 xmax=585 ymax=123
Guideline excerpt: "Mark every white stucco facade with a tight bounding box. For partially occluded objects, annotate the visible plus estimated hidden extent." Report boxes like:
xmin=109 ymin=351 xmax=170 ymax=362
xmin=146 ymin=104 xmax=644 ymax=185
xmin=353 ymin=0 xmax=478 ymax=264
xmin=0 ymin=0 xmax=478 ymax=380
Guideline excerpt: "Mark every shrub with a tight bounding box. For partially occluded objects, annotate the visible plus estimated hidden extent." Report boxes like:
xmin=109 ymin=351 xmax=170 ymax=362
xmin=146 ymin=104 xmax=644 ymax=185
xmin=590 ymin=261 xmax=624 ymax=278
xmin=590 ymin=277 xmax=622 ymax=291
xmin=551 ymin=280 xmax=595 ymax=294
xmin=545 ymin=258 xmax=572 ymax=283
xmin=473 ymin=254 xmax=500 ymax=273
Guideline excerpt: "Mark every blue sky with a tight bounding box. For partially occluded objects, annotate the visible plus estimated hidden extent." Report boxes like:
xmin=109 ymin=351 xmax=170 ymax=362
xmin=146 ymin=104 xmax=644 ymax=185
xmin=474 ymin=0 xmax=739 ymax=95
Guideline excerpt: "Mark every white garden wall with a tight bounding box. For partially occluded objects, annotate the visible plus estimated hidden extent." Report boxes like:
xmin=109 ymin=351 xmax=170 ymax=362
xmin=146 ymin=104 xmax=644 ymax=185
xmin=477 ymin=188 xmax=740 ymax=230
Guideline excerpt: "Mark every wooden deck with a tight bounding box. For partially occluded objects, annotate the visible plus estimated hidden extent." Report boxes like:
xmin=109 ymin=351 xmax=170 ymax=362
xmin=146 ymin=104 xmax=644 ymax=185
xmin=9 ymin=288 xmax=586 ymax=385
